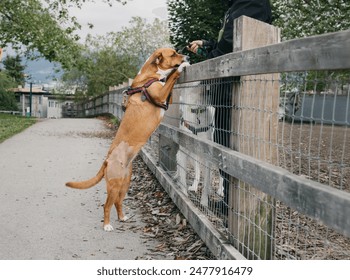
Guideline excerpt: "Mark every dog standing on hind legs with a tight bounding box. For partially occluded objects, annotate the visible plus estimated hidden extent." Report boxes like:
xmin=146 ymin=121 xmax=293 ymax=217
xmin=66 ymin=48 xmax=190 ymax=231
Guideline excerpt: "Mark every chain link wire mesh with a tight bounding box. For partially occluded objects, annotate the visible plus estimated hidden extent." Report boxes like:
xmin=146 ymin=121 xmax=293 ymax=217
xmin=156 ymin=70 xmax=350 ymax=259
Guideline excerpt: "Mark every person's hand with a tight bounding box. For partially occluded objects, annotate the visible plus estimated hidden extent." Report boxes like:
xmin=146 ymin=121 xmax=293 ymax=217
xmin=188 ymin=40 xmax=203 ymax=54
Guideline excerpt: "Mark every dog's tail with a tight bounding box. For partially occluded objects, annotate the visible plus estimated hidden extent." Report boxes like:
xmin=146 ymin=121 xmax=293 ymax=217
xmin=65 ymin=162 xmax=106 ymax=189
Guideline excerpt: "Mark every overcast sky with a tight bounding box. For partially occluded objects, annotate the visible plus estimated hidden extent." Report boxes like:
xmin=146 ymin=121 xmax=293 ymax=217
xmin=71 ymin=0 xmax=168 ymax=40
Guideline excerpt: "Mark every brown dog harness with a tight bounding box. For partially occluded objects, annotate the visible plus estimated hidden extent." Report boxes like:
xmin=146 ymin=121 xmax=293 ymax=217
xmin=123 ymin=78 xmax=171 ymax=111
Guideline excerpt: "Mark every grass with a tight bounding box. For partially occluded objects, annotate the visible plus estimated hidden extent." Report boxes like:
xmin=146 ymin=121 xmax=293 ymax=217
xmin=0 ymin=113 xmax=37 ymax=143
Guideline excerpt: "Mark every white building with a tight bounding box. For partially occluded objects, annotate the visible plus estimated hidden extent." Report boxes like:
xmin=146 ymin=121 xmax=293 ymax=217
xmin=10 ymin=87 xmax=75 ymax=118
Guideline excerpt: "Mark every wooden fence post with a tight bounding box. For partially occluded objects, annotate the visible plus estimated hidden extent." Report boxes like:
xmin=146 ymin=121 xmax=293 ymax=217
xmin=229 ymin=16 xmax=280 ymax=259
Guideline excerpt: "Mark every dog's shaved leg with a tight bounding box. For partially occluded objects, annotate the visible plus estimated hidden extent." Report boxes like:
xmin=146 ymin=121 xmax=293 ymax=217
xmin=104 ymin=144 xmax=135 ymax=229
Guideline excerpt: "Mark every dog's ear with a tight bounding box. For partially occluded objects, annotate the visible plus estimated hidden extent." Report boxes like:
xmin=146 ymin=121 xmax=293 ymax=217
xmin=151 ymin=52 xmax=163 ymax=65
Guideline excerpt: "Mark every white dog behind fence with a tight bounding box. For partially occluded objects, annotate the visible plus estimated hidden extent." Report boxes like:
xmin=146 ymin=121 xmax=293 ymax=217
xmin=175 ymin=82 xmax=223 ymax=207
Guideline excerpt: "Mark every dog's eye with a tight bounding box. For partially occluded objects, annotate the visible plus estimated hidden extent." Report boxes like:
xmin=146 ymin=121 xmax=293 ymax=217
xmin=171 ymin=52 xmax=176 ymax=57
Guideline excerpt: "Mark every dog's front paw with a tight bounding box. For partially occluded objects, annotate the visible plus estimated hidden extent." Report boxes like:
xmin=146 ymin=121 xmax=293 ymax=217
xmin=103 ymin=224 xmax=114 ymax=232
xmin=177 ymin=62 xmax=191 ymax=73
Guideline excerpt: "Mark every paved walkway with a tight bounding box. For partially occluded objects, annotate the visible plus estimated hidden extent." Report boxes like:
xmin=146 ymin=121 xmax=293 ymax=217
xmin=0 ymin=119 xmax=157 ymax=260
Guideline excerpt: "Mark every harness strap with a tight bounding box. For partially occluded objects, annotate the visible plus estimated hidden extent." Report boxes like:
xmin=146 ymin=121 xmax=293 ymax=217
xmin=125 ymin=78 xmax=170 ymax=110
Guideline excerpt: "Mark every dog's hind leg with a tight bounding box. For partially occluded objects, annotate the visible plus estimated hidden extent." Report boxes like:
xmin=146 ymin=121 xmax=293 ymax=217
xmin=114 ymin=189 xmax=127 ymax=222
xmin=104 ymin=142 xmax=135 ymax=230
xmin=103 ymin=186 xmax=118 ymax=231
xmin=114 ymin=165 xmax=132 ymax=222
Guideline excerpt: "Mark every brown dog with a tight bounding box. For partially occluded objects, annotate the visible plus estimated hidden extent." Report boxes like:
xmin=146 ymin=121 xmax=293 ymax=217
xmin=66 ymin=48 xmax=189 ymax=231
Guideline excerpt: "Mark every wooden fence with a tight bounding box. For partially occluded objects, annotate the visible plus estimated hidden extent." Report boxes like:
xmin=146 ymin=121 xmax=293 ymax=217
xmin=73 ymin=16 xmax=350 ymax=260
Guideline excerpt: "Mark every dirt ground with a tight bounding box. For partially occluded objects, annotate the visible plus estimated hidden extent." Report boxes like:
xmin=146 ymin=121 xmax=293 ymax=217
xmin=278 ymin=122 xmax=349 ymax=192
xmin=275 ymin=122 xmax=350 ymax=259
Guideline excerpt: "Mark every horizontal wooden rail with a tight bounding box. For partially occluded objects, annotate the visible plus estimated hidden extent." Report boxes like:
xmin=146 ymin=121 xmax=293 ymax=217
xmin=179 ymin=29 xmax=350 ymax=83
xmin=158 ymin=123 xmax=350 ymax=238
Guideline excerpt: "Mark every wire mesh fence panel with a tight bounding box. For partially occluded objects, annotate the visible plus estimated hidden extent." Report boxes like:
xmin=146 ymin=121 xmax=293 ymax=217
xmin=274 ymin=70 xmax=350 ymax=259
xmin=149 ymin=69 xmax=350 ymax=259
xmin=278 ymin=71 xmax=350 ymax=191
xmin=157 ymin=78 xmax=276 ymax=259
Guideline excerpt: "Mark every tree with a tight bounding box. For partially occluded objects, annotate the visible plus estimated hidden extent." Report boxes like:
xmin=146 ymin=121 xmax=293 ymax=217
xmin=85 ymin=48 xmax=139 ymax=96
xmin=271 ymin=0 xmax=350 ymax=40
xmin=270 ymin=0 xmax=350 ymax=94
xmin=62 ymin=17 xmax=171 ymax=97
xmin=0 ymin=72 xmax=18 ymax=111
xmin=168 ymin=0 xmax=350 ymax=48
xmin=115 ymin=17 xmax=172 ymax=68
xmin=61 ymin=35 xmax=138 ymax=97
xmin=0 ymin=0 xmax=128 ymax=69
xmin=2 ymin=55 xmax=26 ymax=87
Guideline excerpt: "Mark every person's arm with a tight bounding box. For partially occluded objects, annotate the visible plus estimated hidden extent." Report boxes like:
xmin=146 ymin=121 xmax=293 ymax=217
xmin=188 ymin=39 xmax=215 ymax=57
xmin=207 ymin=0 xmax=273 ymax=59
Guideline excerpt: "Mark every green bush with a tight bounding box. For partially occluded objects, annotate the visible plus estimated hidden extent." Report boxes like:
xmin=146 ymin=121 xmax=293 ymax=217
xmin=0 ymin=71 xmax=18 ymax=111
xmin=0 ymin=90 xmax=19 ymax=111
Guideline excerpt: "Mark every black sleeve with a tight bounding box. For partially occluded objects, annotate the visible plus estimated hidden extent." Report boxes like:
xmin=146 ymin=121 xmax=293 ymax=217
xmin=206 ymin=0 xmax=272 ymax=59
